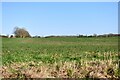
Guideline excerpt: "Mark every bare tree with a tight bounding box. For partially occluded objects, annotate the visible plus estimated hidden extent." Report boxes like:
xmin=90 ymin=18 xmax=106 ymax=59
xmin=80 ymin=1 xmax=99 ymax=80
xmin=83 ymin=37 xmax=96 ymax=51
xmin=14 ymin=27 xmax=31 ymax=38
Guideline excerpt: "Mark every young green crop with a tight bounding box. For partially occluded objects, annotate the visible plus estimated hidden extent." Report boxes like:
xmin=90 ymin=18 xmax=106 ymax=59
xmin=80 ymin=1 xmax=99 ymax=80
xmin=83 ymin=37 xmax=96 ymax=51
xmin=1 ymin=37 xmax=119 ymax=78
xmin=2 ymin=37 xmax=118 ymax=65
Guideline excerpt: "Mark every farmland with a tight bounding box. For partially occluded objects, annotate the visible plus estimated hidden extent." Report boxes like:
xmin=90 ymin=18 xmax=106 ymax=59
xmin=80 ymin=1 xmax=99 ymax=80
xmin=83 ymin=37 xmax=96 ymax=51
xmin=1 ymin=37 xmax=120 ymax=78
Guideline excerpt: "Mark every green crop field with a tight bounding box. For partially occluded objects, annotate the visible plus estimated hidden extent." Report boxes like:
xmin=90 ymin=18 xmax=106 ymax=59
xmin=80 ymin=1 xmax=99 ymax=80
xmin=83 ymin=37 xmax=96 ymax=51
xmin=1 ymin=37 xmax=120 ymax=78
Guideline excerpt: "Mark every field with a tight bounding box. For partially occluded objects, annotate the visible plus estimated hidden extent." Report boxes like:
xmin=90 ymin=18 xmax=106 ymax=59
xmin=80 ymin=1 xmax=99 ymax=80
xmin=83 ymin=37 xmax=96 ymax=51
xmin=1 ymin=37 xmax=120 ymax=78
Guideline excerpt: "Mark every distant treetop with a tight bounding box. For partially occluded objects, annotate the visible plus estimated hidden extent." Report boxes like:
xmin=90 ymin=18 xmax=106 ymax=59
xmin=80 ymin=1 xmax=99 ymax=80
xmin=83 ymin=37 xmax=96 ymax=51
xmin=13 ymin=27 xmax=31 ymax=38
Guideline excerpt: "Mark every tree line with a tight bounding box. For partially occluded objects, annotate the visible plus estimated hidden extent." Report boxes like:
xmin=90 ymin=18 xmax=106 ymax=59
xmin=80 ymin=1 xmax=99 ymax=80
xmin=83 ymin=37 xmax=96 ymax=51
xmin=0 ymin=27 xmax=120 ymax=38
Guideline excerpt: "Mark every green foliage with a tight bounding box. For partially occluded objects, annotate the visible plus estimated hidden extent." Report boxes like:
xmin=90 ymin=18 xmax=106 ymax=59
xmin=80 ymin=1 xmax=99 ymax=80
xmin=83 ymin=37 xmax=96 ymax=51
xmin=56 ymin=64 xmax=60 ymax=72
xmin=2 ymin=37 xmax=118 ymax=65
xmin=114 ymin=68 xmax=120 ymax=78
xmin=2 ymin=37 xmax=119 ymax=78
xmin=67 ymin=69 xmax=73 ymax=77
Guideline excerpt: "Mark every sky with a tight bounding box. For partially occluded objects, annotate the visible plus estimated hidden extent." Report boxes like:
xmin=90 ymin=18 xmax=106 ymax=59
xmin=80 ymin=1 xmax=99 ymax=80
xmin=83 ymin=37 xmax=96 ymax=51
xmin=1 ymin=0 xmax=120 ymax=2
xmin=1 ymin=2 xmax=118 ymax=36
